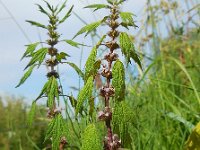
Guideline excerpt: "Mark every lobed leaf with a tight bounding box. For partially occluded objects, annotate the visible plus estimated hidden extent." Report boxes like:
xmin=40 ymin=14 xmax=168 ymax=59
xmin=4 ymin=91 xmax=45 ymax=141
xmin=112 ymin=60 xmax=125 ymax=102
xmin=84 ymin=4 xmax=110 ymax=12
xmin=81 ymin=124 xmax=101 ymax=150
xmin=59 ymin=5 xmax=74 ymax=24
xmin=45 ymin=114 xmax=68 ymax=150
xmin=24 ymin=48 xmax=48 ymax=70
xmin=119 ymin=32 xmax=142 ymax=69
xmin=21 ymin=42 xmax=40 ymax=60
xmin=84 ymin=35 xmax=106 ymax=82
xmin=16 ymin=65 xmax=35 ymax=88
xmin=73 ymin=20 xmax=103 ymax=39
xmin=76 ymin=76 xmax=93 ymax=115
xmin=120 ymin=12 xmax=137 ymax=29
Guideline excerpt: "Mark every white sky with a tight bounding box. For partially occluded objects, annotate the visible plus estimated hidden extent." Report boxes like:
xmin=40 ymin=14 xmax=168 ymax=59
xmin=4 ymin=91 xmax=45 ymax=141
xmin=0 ymin=0 xmax=146 ymax=100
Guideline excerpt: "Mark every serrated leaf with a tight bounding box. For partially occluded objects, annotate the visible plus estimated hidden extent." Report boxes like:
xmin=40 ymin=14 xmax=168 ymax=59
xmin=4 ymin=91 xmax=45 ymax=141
xmin=59 ymin=5 xmax=74 ymax=24
xmin=73 ymin=20 xmax=103 ymax=39
xmin=36 ymin=4 xmax=50 ymax=16
xmin=16 ymin=65 xmax=35 ymax=88
xmin=26 ymin=20 xmax=47 ymax=29
xmin=112 ymin=60 xmax=125 ymax=102
xmin=119 ymin=32 xmax=142 ymax=69
xmin=81 ymin=124 xmax=101 ymax=150
xmin=24 ymin=48 xmax=48 ymax=70
xmin=113 ymin=101 xmax=134 ymax=146
xmin=76 ymin=76 xmax=93 ymax=115
xmin=120 ymin=12 xmax=137 ymax=28
xmin=45 ymin=114 xmax=68 ymax=150
xmin=47 ymin=77 xmax=59 ymax=108
xmin=84 ymin=35 xmax=106 ymax=82
xmin=84 ymin=4 xmax=110 ymax=12
xmin=27 ymin=101 xmax=37 ymax=126
xmin=89 ymin=97 xmax=95 ymax=117
xmin=65 ymin=40 xmax=88 ymax=48
xmin=66 ymin=62 xmax=84 ymax=80
xmin=21 ymin=42 xmax=40 ymax=60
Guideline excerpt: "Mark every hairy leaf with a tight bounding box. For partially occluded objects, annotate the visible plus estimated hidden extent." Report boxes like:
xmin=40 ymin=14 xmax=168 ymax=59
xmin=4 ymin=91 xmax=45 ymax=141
xmin=73 ymin=20 xmax=103 ymax=38
xmin=112 ymin=60 xmax=125 ymax=101
xmin=24 ymin=48 xmax=48 ymax=70
xmin=119 ymin=32 xmax=142 ymax=69
xmin=59 ymin=5 xmax=74 ymax=24
xmin=66 ymin=62 xmax=84 ymax=80
xmin=16 ymin=65 xmax=35 ymax=88
xmin=65 ymin=39 xmax=88 ymax=48
xmin=81 ymin=124 xmax=101 ymax=150
xmin=76 ymin=76 xmax=93 ymax=115
xmin=45 ymin=114 xmax=68 ymax=150
xmin=84 ymin=35 xmax=106 ymax=82
xmin=27 ymin=101 xmax=37 ymax=126
xmin=26 ymin=20 xmax=47 ymax=29
xmin=21 ymin=42 xmax=40 ymax=60
xmin=84 ymin=4 xmax=110 ymax=12
xmin=113 ymin=101 xmax=134 ymax=146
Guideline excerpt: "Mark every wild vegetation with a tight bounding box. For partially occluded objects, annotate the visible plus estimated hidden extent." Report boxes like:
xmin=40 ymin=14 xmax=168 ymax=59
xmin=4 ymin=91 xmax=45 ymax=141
xmin=0 ymin=0 xmax=199 ymax=150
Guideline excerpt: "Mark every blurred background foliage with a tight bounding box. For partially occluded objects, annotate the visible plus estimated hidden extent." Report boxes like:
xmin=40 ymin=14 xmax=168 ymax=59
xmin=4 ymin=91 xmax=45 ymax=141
xmin=0 ymin=0 xmax=199 ymax=149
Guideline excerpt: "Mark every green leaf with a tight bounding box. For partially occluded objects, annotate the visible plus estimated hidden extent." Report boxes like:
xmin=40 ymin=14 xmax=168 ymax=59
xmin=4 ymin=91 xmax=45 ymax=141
xmin=67 ymin=94 xmax=77 ymax=108
xmin=81 ymin=124 xmax=101 ymax=150
xmin=56 ymin=52 xmax=70 ymax=62
xmin=36 ymin=4 xmax=50 ymax=16
xmin=120 ymin=12 xmax=137 ymax=28
xmin=65 ymin=40 xmax=89 ymax=48
xmin=47 ymin=77 xmax=59 ymax=108
xmin=84 ymin=4 xmax=110 ymax=12
xmin=21 ymin=42 xmax=40 ymax=60
xmin=113 ymin=101 xmax=134 ymax=146
xmin=119 ymin=32 xmax=142 ymax=69
xmin=43 ymin=0 xmax=54 ymax=12
xmin=73 ymin=20 xmax=103 ymax=39
xmin=84 ymin=35 xmax=106 ymax=82
xmin=112 ymin=60 xmax=125 ymax=102
xmin=24 ymin=48 xmax=48 ymax=70
xmin=59 ymin=5 xmax=74 ymax=24
xmin=66 ymin=62 xmax=84 ymax=80
xmin=56 ymin=0 xmax=67 ymax=14
xmin=76 ymin=76 xmax=93 ymax=115
xmin=45 ymin=114 xmax=68 ymax=150
xmin=16 ymin=65 xmax=35 ymax=88
xmin=27 ymin=101 xmax=37 ymax=126
xmin=26 ymin=20 xmax=47 ymax=29
xmin=36 ymin=80 xmax=49 ymax=100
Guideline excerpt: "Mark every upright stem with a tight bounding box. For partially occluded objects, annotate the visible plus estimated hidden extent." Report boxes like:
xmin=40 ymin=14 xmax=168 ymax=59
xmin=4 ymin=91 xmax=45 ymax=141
xmin=99 ymin=3 xmax=121 ymax=150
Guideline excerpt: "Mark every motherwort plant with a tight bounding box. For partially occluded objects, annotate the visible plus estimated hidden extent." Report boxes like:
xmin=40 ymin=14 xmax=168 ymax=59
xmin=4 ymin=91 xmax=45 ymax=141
xmin=16 ymin=1 xmax=84 ymax=149
xmin=73 ymin=0 xmax=142 ymax=149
